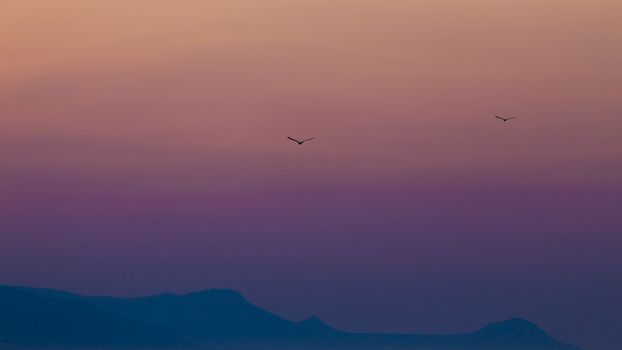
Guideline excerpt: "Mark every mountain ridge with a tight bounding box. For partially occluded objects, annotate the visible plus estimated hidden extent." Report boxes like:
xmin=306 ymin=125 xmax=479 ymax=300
xmin=0 ymin=285 xmax=582 ymax=350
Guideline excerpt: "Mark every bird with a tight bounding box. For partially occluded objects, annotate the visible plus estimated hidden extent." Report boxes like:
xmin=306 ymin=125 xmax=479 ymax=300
xmin=287 ymin=136 xmax=314 ymax=145
xmin=495 ymin=115 xmax=515 ymax=122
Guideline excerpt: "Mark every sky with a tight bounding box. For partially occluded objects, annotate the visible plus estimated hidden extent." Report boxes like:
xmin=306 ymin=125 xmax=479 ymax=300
xmin=1 ymin=1 xmax=621 ymax=349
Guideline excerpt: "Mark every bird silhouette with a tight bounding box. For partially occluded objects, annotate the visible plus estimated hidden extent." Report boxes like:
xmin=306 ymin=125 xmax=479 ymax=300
xmin=495 ymin=115 xmax=515 ymax=122
xmin=288 ymin=136 xmax=314 ymax=145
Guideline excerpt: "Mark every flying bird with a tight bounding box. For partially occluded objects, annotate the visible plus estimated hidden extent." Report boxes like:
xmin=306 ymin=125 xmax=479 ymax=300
xmin=495 ymin=115 xmax=516 ymax=122
xmin=288 ymin=136 xmax=314 ymax=145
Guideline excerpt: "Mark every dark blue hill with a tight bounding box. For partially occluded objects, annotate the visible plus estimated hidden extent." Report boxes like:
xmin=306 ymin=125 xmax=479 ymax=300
xmin=0 ymin=286 xmax=186 ymax=347
xmin=88 ymin=289 xmax=301 ymax=343
xmin=0 ymin=285 xmax=581 ymax=350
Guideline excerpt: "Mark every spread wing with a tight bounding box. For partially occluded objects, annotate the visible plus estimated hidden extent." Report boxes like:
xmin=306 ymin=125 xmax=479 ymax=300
xmin=302 ymin=137 xmax=314 ymax=143
xmin=287 ymin=136 xmax=301 ymax=143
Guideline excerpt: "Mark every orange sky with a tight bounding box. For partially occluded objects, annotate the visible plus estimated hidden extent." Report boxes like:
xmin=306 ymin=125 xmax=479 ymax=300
xmin=2 ymin=1 xmax=621 ymax=197
xmin=3 ymin=1 xmax=621 ymax=166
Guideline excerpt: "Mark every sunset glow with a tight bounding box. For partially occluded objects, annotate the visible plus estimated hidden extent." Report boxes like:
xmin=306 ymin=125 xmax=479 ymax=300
xmin=1 ymin=2 xmax=621 ymax=350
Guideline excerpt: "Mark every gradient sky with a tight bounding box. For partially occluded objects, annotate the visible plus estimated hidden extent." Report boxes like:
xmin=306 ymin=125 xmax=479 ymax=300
xmin=1 ymin=1 xmax=621 ymax=349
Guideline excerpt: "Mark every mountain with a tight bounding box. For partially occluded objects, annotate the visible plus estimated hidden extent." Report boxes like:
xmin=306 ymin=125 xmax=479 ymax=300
xmin=0 ymin=285 xmax=582 ymax=349
xmin=297 ymin=315 xmax=338 ymax=335
xmin=348 ymin=318 xmax=580 ymax=350
xmin=0 ymin=286 xmax=186 ymax=347
xmin=88 ymin=289 xmax=302 ymax=343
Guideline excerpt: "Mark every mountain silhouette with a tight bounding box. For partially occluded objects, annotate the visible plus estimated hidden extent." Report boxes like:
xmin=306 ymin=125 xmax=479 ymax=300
xmin=297 ymin=315 xmax=338 ymax=334
xmin=0 ymin=286 xmax=186 ymax=347
xmin=0 ymin=285 xmax=582 ymax=349
xmin=88 ymin=289 xmax=301 ymax=343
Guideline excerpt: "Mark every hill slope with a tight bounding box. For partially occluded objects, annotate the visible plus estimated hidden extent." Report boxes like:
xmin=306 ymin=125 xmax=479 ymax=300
xmin=0 ymin=286 xmax=185 ymax=347
xmin=0 ymin=285 xmax=581 ymax=350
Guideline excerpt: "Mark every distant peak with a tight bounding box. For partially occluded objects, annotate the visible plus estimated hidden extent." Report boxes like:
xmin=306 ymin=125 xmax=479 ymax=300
xmin=479 ymin=317 xmax=549 ymax=339
xmin=490 ymin=318 xmax=539 ymax=329
xmin=298 ymin=315 xmax=336 ymax=332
